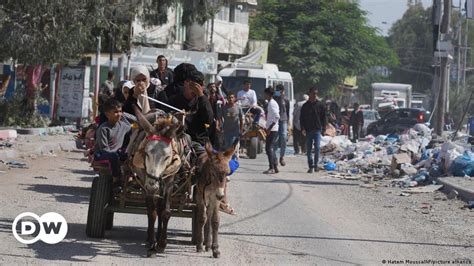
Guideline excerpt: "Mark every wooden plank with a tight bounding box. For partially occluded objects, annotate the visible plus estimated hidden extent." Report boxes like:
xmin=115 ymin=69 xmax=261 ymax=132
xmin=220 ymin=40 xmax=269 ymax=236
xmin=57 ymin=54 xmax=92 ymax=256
xmin=107 ymin=206 xmax=194 ymax=218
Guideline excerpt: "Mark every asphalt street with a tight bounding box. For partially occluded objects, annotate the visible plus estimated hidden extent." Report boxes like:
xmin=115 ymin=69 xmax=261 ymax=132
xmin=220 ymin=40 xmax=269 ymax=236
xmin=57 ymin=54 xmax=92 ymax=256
xmin=0 ymin=150 xmax=472 ymax=265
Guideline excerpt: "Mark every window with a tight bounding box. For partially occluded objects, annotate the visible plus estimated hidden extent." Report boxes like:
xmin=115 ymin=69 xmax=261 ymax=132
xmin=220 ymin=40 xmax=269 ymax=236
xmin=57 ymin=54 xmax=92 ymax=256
xmin=228 ymin=3 xmax=249 ymax=24
xmin=216 ymin=5 xmax=229 ymax=21
xmin=229 ymin=3 xmax=236 ymax=22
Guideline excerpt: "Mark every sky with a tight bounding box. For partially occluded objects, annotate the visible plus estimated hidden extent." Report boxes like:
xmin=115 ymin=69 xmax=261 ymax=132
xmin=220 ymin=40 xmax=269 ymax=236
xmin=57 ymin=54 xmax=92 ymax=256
xmin=358 ymin=0 xmax=434 ymax=36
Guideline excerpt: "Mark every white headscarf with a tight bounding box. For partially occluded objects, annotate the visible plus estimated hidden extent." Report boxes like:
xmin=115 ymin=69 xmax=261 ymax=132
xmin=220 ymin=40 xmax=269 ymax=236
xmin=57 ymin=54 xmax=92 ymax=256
xmin=130 ymin=65 xmax=151 ymax=114
xmin=130 ymin=65 xmax=150 ymax=86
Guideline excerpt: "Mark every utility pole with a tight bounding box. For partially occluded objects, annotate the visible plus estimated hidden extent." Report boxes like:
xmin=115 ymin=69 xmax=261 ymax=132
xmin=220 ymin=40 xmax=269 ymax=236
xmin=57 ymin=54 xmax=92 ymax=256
xmin=431 ymin=0 xmax=441 ymax=114
xmin=434 ymin=0 xmax=452 ymax=135
xmin=126 ymin=15 xmax=133 ymax=80
xmin=93 ymin=36 xmax=101 ymax=119
xmin=457 ymin=0 xmax=462 ymax=95
xmin=463 ymin=18 xmax=469 ymax=90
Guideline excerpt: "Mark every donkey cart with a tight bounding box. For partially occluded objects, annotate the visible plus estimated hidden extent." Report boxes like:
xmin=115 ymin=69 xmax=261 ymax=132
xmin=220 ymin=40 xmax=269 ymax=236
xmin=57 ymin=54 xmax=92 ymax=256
xmin=240 ymin=111 xmax=266 ymax=159
xmin=85 ymin=160 xmax=198 ymax=243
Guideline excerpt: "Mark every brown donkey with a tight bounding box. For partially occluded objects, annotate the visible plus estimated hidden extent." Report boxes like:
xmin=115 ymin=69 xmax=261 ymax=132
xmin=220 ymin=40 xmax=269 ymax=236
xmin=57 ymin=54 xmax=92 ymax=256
xmin=131 ymin=107 xmax=183 ymax=257
xmin=195 ymin=142 xmax=237 ymax=258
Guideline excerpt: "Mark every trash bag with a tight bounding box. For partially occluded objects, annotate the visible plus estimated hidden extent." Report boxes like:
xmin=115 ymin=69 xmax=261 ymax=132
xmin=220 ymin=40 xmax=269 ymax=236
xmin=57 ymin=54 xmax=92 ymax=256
xmin=386 ymin=133 xmax=400 ymax=143
xmin=413 ymin=123 xmax=431 ymax=137
xmin=449 ymin=152 xmax=474 ymax=176
xmin=228 ymin=159 xmax=240 ymax=176
xmin=429 ymin=164 xmax=442 ymax=178
xmin=374 ymin=135 xmax=387 ymax=144
xmin=324 ymin=162 xmax=337 ymax=171
xmin=324 ymin=123 xmax=337 ymax=137
xmin=412 ymin=169 xmax=429 ymax=184
xmin=421 ymin=149 xmax=429 ymax=161
xmin=399 ymin=134 xmax=410 ymax=144
xmin=387 ymin=145 xmax=398 ymax=155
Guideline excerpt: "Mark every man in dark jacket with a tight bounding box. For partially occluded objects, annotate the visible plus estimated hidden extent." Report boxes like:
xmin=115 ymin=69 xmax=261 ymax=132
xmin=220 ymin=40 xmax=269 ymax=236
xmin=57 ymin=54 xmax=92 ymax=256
xmin=300 ymin=87 xmax=327 ymax=173
xmin=150 ymin=55 xmax=173 ymax=86
xmin=149 ymin=55 xmax=174 ymax=108
xmin=349 ymin=103 xmax=364 ymax=143
xmin=168 ymin=69 xmax=214 ymax=146
xmin=273 ymin=84 xmax=290 ymax=166
xmin=155 ymin=63 xmax=197 ymax=109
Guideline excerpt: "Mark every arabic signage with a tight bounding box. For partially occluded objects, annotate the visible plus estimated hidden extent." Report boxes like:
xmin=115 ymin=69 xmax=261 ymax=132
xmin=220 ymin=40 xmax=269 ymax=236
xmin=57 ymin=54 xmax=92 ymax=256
xmin=58 ymin=66 xmax=90 ymax=118
xmin=131 ymin=46 xmax=218 ymax=74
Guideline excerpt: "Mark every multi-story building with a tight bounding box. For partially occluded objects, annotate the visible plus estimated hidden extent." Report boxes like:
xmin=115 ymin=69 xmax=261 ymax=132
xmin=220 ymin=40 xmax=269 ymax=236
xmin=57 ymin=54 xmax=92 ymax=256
xmin=132 ymin=1 xmax=257 ymax=59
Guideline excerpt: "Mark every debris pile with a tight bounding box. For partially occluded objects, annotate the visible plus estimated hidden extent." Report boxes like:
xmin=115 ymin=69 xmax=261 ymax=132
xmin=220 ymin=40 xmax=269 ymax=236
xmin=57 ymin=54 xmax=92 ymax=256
xmin=320 ymin=123 xmax=473 ymax=190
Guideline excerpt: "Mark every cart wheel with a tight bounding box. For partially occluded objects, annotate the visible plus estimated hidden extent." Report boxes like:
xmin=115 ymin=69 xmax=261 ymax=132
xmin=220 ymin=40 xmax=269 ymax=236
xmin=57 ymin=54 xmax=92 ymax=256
xmin=86 ymin=174 xmax=111 ymax=238
xmin=105 ymin=212 xmax=114 ymax=230
xmin=247 ymin=137 xmax=258 ymax=159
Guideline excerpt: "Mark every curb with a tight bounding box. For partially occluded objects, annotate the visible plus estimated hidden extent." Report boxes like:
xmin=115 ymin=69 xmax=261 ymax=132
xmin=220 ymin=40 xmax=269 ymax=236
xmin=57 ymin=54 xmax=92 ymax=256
xmin=0 ymin=140 xmax=77 ymax=161
xmin=16 ymin=125 xmax=76 ymax=135
xmin=435 ymin=177 xmax=474 ymax=202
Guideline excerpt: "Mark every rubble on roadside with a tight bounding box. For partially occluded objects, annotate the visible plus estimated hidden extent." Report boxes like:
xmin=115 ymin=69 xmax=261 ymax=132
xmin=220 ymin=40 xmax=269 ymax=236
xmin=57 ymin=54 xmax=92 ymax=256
xmin=319 ymin=123 xmax=474 ymax=195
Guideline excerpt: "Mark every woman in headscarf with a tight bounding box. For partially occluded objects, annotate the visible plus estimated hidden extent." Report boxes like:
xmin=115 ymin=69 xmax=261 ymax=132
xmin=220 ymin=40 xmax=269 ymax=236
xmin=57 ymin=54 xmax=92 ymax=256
xmin=123 ymin=65 xmax=151 ymax=115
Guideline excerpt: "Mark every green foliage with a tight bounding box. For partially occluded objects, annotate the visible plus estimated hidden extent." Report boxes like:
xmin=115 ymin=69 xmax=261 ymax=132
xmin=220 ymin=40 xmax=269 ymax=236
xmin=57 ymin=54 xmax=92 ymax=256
xmin=0 ymin=84 xmax=50 ymax=127
xmin=387 ymin=3 xmax=433 ymax=92
xmin=250 ymin=0 xmax=397 ymax=95
xmin=0 ymin=0 xmax=222 ymax=65
xmin=0 ymin=1 xmax=120 ymax=65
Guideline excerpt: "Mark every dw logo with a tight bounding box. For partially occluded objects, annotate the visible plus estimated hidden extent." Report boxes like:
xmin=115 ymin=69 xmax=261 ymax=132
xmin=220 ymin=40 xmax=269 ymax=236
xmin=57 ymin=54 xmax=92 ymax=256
xmin=12 ymin=212 xmax=68 ymax=244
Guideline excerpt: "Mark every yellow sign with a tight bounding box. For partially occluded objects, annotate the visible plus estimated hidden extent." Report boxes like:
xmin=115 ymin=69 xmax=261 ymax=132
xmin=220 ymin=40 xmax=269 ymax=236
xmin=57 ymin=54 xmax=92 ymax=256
xmin=343 ymin=76 xmax=357 ymax=87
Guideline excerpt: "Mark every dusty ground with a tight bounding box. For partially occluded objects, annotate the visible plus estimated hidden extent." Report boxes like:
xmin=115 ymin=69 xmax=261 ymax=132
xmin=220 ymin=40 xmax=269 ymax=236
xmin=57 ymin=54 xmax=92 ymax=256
xmin=0 ymin=150 xmax=472 ymax=265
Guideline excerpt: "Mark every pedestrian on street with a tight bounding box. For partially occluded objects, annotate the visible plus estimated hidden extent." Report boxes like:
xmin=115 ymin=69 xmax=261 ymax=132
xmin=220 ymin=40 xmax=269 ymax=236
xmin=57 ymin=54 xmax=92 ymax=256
xmin=149 ymin=55 xmax=172 ymax=108
xmin=341 ymin=105 xmax=350 ymax=137
xmin=207 ymin=82 xmax=225 ymax=150
xmin=150 ymin=55 xmax=174 ymax=87
xmin=263 ymin=86 xmax=280 ymax=174
xmin=273 ymin=84 xmax=290 ymax=166
xmin=349 ymin=103 xmax=363 ymax=142
xmin=300 ymin=87 xmax=327 ymax=173
xmin=237 ymin=79 xmax=261 ymax=125
xmin=100 ymin=71 xmax=115 ymax=97
xmin=98 ymin=71 xmax=115 ymax=125
xmin=215 ymin=75 xmax=228 ymax=99
xmin=293 ymin=94 xmax=308 ymax=155
xmin=222 ymin=92 xmax=243 ymax=157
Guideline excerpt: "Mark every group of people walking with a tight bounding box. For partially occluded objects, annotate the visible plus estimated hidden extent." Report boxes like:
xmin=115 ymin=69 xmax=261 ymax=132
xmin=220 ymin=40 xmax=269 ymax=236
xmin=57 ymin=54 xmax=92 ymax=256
xmin=268 ymin=87 xmax=365 ymax=174
xmin=95 ymin=53 xmax=366 ymax=178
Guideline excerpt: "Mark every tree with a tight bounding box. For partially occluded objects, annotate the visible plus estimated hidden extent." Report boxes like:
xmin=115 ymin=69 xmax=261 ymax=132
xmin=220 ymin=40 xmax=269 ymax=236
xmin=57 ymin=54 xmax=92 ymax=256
xmin=387 ymin=3 xmax=433 ymax=92
xmin=0 ymin=1 xmax=118 ymax=65
xmin=250 ymin=0 xmax=397 ymax=94
xmin=0 ymin=0 xmax=222 ymax=65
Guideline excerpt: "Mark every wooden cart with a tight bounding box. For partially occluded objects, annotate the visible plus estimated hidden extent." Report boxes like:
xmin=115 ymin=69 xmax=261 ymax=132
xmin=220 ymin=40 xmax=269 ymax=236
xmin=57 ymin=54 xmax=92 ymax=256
xmin=85 ymin=161 xmax=198 ymax=243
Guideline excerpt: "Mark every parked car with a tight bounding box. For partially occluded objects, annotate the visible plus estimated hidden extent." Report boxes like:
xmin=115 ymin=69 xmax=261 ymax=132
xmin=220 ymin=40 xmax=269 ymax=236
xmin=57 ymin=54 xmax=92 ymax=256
xmin=361 ymin=109 xmax=380 ymax=137
xmin=366 ymin=108 xmax=429 ymax=136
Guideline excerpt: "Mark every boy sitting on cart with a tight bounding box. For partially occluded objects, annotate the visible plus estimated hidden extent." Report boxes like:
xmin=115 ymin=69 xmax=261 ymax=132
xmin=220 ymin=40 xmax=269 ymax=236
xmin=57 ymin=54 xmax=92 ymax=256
xmin=94 ymin=98 xmax=133 ymax=191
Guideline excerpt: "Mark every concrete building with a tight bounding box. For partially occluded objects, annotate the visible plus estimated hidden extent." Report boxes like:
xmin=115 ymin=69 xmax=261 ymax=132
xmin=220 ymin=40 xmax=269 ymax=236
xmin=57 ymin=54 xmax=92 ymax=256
xmin=132 ymin=1 xmax=257 ymax=59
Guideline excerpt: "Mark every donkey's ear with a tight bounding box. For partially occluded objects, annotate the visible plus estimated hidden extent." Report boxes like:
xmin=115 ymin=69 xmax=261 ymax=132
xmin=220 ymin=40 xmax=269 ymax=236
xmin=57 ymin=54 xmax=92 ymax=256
xmin=205 ymin=142 xmax=213 ymax=157
xmin=133 ymin=105 xmax=156 ymax=135
xmin=223 ymin=139 xmax=238 ymax=159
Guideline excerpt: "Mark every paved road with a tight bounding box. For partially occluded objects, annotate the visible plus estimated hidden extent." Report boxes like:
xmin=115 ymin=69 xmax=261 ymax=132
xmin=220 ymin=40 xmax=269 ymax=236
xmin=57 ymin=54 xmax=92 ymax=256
xmin=0 ymin=150 xmax=473 ymax=265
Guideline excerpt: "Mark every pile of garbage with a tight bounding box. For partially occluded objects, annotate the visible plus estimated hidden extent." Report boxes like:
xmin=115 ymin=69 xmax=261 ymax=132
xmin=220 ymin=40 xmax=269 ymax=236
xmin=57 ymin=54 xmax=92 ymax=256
xmin=320 ymin=123 xmax=473 ymax=188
